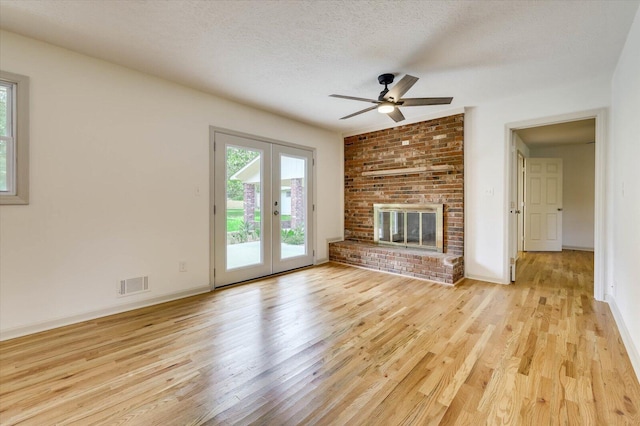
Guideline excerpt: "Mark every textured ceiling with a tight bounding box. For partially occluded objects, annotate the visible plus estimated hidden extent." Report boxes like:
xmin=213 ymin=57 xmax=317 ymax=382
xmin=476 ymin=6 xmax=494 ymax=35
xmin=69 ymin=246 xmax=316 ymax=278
xmin=0 ymin=0 xmax=638 ymax=134
xmin=515 ymin=119 xmax=596 ymax=147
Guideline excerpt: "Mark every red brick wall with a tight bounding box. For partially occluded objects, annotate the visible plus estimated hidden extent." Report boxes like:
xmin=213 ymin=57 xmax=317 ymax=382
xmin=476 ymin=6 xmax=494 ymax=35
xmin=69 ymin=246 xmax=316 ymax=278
xmin=343 ymin=114 xmax=464 ymax=255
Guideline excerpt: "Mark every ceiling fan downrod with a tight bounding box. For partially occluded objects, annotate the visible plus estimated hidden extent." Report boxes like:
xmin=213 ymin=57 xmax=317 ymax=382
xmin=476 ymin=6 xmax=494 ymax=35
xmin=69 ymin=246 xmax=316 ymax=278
xmin=378 ymin=73 xmax=394 ymax=101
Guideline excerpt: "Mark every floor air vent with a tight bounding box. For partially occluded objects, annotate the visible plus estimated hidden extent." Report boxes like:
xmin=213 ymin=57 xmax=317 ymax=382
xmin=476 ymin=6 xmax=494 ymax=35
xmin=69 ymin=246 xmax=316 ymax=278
xmin=118 ymin=276 xmax=149 ymax=296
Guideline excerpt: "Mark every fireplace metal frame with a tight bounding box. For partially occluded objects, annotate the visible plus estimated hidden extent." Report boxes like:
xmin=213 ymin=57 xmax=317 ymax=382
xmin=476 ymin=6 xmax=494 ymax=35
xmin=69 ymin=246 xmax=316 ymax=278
xmin=373 ymin=203 xmax=444 ymax=252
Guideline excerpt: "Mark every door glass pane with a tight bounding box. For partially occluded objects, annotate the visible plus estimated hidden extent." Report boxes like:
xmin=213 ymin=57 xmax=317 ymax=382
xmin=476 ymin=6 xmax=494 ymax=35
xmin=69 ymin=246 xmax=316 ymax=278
xmin=226 ymin=146 xmax=261 ymax=269
xmin=280 ymin=154 xmax=306 ymax=259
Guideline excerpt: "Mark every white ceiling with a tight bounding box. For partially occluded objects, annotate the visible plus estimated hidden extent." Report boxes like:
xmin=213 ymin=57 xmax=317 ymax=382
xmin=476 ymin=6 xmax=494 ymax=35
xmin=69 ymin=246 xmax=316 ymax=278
xmin=515 ymin=119 xmax=596 ymax=147
xmin=0 ymin=0 xmax=638 ymax=134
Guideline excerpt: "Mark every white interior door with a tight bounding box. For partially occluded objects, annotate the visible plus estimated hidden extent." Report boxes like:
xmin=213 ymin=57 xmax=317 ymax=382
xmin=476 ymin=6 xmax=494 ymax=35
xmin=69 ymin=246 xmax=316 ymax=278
xmin=524 ymin=158 xmax=563 ymax=251
xmin=213 ymin=132 xmax=314 ymax=287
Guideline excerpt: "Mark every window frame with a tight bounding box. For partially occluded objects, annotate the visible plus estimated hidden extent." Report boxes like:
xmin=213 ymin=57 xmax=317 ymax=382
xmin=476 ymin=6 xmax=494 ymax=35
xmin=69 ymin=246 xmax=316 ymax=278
xmin=0 ymin=70 xmax=29 ymax=205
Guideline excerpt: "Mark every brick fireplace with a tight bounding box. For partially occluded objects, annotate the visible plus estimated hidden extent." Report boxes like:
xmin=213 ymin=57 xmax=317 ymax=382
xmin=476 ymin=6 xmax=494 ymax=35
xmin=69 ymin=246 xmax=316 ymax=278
xmin=329 ymin=113 xmax=464 ymax=284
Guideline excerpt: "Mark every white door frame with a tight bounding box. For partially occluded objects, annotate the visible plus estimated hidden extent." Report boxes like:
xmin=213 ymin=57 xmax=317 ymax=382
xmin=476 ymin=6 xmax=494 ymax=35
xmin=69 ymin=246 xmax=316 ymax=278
xmin=209 ymin=126 xmax=317 ymax=289
xmin=517 ymin=152 xmax=525 ymax=253
xmin=505 ymin=108 xmax=606 ymax=301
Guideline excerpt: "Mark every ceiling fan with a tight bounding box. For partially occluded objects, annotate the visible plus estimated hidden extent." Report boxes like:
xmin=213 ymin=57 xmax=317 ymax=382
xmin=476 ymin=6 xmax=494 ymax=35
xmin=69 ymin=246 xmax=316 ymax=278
xmin=330 ymin=73 xmax=453 ymax=123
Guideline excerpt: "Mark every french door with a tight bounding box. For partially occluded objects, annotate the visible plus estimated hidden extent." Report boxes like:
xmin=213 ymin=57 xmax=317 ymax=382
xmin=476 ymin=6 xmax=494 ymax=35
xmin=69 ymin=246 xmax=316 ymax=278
xmin=213 ymin=132 xmax=314 ymax=287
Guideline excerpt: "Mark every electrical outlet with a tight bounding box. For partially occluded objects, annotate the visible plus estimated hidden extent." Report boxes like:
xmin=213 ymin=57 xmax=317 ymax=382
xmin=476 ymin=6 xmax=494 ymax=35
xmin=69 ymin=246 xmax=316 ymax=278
xmin=402 ymin=140 xmax=410 ymax=146
xmin=179 ymin=261 xmax=187 ymax=272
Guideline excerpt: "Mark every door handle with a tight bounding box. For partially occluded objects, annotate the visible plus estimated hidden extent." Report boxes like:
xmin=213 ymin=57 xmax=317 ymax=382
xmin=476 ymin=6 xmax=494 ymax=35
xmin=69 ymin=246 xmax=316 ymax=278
xmin=274 ymin=210 xmax=279 ymax=216
xmin=557 ymin=208 xmax=563 ymax=211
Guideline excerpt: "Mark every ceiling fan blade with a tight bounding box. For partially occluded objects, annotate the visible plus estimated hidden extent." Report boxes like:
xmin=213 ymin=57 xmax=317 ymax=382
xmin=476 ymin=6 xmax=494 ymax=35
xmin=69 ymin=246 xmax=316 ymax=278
xmin=340 ymin=105 xmax=378 ymax=120
xmin=330 ymin=94 xmax=379 ymax=104
xmin=385 ymin=75 xmax=419 ymax=102
xmin=400 ymin=97 xmax=453 ymax=106
xmin=387 ymin=107 xmax=405 ymax=123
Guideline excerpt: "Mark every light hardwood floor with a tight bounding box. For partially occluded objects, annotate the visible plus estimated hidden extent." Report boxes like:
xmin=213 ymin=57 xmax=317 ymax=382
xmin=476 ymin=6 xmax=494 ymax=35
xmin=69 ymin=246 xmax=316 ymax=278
xmin=1 ymin=251 xmax=639 ymax=425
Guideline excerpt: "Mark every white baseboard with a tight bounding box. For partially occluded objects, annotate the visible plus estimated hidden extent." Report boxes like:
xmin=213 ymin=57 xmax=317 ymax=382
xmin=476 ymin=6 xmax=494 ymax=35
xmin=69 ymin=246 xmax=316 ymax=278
xmin=606 ymin=295 xmax=640 ymax=381
xmin=464 ymin=273 xmax=510 ymax=285
xmin=0 ymin=286 xmax=212 ymax=342
xmin=315 ymin=257 xmax=329 ymax=265
xmin=562 ymin=246 xmax=595 ymax=252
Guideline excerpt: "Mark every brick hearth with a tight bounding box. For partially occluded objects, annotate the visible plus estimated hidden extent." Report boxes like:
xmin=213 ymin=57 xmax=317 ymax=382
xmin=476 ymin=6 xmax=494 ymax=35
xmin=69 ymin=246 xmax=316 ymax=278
xmin=330 ymin=240 xmax=463 ymax=284
xmin=329 ymin=113 xmax=464 ymax=284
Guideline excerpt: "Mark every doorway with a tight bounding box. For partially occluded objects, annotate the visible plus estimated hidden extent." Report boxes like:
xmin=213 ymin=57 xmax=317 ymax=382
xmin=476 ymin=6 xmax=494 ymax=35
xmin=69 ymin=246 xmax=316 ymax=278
xmin=211 ymin=130 xmax=314 ymax=287
xmin=506 ymin=110 xmax=605 ymax=300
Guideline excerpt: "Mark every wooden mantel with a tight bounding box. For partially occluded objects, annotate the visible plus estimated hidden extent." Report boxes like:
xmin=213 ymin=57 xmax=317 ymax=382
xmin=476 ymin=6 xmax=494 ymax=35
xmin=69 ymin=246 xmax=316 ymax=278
xmin=362 ymin=164 xmax=454 ymax=177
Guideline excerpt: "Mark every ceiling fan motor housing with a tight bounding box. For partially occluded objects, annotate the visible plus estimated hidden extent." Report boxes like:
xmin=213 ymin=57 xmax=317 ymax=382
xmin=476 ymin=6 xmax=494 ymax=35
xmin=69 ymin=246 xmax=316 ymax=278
xmin=378 ymin=73 xmax=395 ymax=85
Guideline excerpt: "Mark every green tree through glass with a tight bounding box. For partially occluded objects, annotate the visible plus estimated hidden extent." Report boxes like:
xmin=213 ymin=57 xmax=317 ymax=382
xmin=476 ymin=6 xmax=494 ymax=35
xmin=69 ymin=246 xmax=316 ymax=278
xmin=226 ymin=147 xmax=258 ymax=200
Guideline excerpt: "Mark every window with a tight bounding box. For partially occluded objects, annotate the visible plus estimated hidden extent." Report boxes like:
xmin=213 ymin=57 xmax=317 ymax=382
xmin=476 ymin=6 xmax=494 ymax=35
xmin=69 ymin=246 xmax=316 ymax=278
xmin=0 ymin=71 xmax=29 ymax=205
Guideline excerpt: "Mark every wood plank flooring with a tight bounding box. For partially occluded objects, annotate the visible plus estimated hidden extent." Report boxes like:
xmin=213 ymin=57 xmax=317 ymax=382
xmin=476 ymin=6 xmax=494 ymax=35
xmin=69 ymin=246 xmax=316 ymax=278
xmin=1 ymin=250 xmax=639 ymax=425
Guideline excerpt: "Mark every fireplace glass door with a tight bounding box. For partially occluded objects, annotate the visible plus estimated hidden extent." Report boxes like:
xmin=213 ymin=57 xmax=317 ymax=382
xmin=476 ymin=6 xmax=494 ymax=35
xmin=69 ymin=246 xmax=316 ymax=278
xmin=377 ymin=211 xmax=405 ymax=243
xmin=407 ymin=212 xmax=420 ymax=244
xmin=422 ymin=212 xmax=436 ymax=246
xmin=373 ymin=204 xmax=444 ymax=252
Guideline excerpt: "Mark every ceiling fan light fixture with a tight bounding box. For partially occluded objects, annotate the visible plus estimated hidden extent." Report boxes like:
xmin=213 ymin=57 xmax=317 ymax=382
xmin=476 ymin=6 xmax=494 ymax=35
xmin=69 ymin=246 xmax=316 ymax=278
xmin=377 ymin=102 xmax=395 ymax=114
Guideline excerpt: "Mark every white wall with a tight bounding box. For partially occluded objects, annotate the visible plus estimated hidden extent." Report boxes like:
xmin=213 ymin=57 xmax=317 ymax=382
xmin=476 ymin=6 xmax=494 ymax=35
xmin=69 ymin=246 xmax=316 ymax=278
xmin=609 ymin=6 xmax=640 ymax=377
xmin=0 ymin=31 xmax=344 ymax=339
xmin=464 ymin=77 xmax=610 ymax=283
xmin=530 ymin=144 xmax=595 ymax=250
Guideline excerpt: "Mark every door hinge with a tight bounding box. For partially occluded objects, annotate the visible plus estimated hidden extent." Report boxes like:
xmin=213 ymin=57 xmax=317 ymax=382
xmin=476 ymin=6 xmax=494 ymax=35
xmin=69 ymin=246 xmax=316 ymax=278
xmin=313 ymin=250 xmax=315 ymax=257
xmin=312 ymin=158 xmax=315 ymax=166
xmin=313 ymin=204 xmax=315 ymax=212
xmin=214 ymin=268 xmax=216 ymax=278
xmin=214 ymin=205 xmax=216 ymax=214
xmin=213 ymin=142 xmax=216 ymax=151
